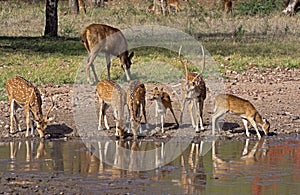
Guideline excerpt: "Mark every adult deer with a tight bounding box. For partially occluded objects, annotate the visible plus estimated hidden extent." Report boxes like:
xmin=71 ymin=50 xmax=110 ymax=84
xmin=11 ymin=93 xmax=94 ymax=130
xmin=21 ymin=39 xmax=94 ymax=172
xmin=96 ymin=79 xmax=127 ymax=137
xmin=179 ymin=46 xmax=207 ymax=133
xmin=81 ymin=23 xmax=134 ymax=84
xmin=212 ymin=94 xmax=270 ymax=139
xmin=6 ymin=76 xmax=55 ymax=138
xmin=127 ymin=80 xmax=147 ymax=139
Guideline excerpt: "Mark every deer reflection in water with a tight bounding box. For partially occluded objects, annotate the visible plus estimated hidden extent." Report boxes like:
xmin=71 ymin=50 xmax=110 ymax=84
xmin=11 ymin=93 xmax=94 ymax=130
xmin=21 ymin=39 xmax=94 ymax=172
xmin=82 ymin=139 xmax=208 ymax=190
xmin=9 ymin=140 xmax=47 ymax=171
xmin=212 ymin=138 xmax=268 ymax=180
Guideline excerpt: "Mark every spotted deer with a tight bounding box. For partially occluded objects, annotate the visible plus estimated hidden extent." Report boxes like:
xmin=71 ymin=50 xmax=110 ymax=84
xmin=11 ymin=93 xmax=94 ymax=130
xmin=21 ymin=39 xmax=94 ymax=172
xmin=127 ymin=80 xmax=147 ymax=139
xmin=78 ymin=0 xmax=87 ymax=14
xmin=96 ymin=79 xmax=127 ymax=137
xmin=81 ymin=23 xmax=134 ymax=84
xmin=150 ymin=87 xmax=179 ymax=133
xmin=150 ymin=0 xmax=180 ymax=14
xmin=167 ymin=0 xmax=180 ymax=13
xmin=212 ymin=94 xmax=270 ymax=139
xmin=179 ymin=46 xmax=207 ymax=133
xmin=6 ymin=76 xmax=55 ymax=138
xmin=224 ymin=0 xmax=232 ymax=14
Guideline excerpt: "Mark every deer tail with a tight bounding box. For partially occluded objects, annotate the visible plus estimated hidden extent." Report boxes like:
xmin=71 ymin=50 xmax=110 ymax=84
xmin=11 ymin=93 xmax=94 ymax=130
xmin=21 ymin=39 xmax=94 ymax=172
xmin=81 ymin=29 xmax=90 ymax=52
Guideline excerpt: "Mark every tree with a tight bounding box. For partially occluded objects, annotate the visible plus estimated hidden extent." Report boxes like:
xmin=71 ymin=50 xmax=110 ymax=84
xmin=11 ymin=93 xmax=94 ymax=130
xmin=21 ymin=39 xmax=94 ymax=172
xmin=69 ymin=0 xmax=79 ymax=14
xmin=44 ymin=0 xmax=58 ymax=37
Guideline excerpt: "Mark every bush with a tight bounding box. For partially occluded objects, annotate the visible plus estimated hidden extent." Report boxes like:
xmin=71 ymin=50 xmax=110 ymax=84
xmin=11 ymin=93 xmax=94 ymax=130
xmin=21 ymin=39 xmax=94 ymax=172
xmin=236 ymin=0 xmax=283 ymax=16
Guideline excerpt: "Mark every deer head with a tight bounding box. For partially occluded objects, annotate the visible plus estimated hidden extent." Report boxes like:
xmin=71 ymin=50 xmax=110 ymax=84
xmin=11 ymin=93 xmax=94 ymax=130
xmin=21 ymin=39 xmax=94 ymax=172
xmin=6 ymin=76 xmax=55 ymax=138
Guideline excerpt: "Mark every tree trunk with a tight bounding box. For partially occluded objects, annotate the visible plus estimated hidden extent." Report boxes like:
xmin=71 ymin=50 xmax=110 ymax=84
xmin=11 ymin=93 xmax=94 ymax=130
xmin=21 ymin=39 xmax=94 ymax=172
xmin=44 ymin=0 xmax=58 ymax=37
xmin=69 ymin=0 xmax=79 ymax=14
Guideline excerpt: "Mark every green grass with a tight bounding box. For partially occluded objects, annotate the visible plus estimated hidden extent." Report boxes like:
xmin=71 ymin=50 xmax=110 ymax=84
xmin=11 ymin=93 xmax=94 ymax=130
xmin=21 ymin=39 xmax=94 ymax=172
xmin=0 ymin=1 xmax=299 ymax=100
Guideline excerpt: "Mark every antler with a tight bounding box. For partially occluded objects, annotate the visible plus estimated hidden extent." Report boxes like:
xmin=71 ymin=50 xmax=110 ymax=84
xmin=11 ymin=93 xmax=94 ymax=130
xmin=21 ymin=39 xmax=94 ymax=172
xmin=45 ymin=96 xmax=55 ymax=122
xmin=192 ymin=45 xmax=205 ymax=83
xmin=178 ymin=46 xmax=188 ymax=82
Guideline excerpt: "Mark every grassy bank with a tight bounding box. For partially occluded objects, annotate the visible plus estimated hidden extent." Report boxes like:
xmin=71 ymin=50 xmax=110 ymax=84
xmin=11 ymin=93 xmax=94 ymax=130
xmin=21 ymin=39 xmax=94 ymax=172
xmin=0 ymin=0 xmax=299 ymax=100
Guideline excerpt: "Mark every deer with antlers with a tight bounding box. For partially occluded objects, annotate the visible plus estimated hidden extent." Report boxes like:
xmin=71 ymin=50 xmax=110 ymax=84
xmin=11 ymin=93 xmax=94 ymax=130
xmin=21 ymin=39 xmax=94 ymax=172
xmin=212 ymin=94 xmax=270 ymax=139
xmin=81 ymin=23 xmax=134 ymax=84
xmin=96 ymin=79 xmax=127 ymax=137
xmin=150 ymin=87 xmax=179 ymax=133
xmin=6 ymin=76 xmax=55 ymax=138
xmin=127 ymin=80 xmax=148 ymax=139
xmin=179 ymin=46 xmax=207 ymax=133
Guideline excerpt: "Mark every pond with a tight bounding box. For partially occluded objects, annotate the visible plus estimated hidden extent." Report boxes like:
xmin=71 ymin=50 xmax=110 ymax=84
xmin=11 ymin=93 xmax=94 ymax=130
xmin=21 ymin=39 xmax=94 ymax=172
xmin=0 ymin=135 xmax=299 ymax=194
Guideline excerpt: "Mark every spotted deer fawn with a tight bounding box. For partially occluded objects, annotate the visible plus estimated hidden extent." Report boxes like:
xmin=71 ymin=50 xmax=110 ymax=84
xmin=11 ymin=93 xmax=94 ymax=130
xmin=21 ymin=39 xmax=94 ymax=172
xmin=96 ymin=79 xmax=127 ymax=137
xmin=6 ymin=76 xmax=54 ymax=138
xmin=127 ymin=80 xmax=147 ymax=139
xmin=150 ymin=87 xmax=179 ymax=133
xmin=212 ymin=94 xmax=270 ymax=139
xmin=179 ymin=46 xmax=207 ymax=133
xmin=81 ymin=23 xmax=134 ymax=84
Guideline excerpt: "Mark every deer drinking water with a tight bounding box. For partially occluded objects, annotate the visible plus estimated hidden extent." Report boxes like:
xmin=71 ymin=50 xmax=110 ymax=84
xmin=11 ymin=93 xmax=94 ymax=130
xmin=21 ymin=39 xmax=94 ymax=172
xmin=6 ymin=76 xmax=54 ymax=138
xmin=179 ymin=46 xmax=207 ymax=133
xmin=81 ymin=23 xmax=134 ymax=84
xmin=96 ymin=79 xmax=127 ymax=137
xmin=127 ymin=80 xmax=147 ymax=139
xmin=212 ymin=94 xmax=270 ymax=139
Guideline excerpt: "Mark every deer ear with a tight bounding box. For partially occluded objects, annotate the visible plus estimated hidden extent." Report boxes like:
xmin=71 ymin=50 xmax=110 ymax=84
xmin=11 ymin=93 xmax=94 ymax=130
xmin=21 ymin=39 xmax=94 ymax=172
xmin=154 ymin=87 xmax=158 ymax=90
xmin=160 ymin=87 xmax=164 ymax=91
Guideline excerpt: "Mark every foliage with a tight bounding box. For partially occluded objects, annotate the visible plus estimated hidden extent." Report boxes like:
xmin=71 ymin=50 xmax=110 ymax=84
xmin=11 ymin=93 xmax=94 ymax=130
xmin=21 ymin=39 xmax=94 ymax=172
xmin=236 ymin=0 xmax=283 ymax=16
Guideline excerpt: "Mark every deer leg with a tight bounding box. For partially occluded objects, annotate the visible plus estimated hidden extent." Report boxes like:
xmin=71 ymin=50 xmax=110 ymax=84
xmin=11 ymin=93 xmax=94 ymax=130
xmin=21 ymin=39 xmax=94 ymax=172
xmin=85 ymin=51 xmax=98 ymax=84
xmin=86 ymin=48 xmax=100 ymax=84
xmin=248 ymin=118 xmax=262 ymax=139
xmin=211 ymin=109 xmax=225 ymax=135
xmin=161 ymin=114 xmax=165 ymax=133
xmin=193 ymin=100 xmax=200 ymax=133
xmin=242 ymin=118 xmax=250 ymax=137
xmin=179 ymin=99 xmax=187 ymax=124
xmin=198 ymin=99 xmax=205 ymax=130
xmin=10 ymin=100 xmax=17 ymax=133
xmin=98 ymin=101 xmax=104 ymax=130
xmin=90 ymin=63 xmax=99 ymax=84
xmin=169 ymin=107 xmax=179 ymax=127
xmin=25 ymin=108 xmax=31 ymax=137
xmin=103 ymin=104 xmax=110 ymax=130
xmin=188 ymin=101 xmax=196 ymax=128
xmin=113 ymin=109 xmax=120 ymax=136
xmin=29 ymin=112 xmax=35 ymax=137
xmin=105 ymin=53 xmax=111 ymax=80
xmin=155 ymin=104 xmax=159 ymax=128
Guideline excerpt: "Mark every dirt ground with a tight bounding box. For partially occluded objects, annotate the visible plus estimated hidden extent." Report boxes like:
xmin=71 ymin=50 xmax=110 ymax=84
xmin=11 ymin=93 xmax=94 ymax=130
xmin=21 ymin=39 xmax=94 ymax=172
xmin=0 ymin=66 xmax=299 ymax=141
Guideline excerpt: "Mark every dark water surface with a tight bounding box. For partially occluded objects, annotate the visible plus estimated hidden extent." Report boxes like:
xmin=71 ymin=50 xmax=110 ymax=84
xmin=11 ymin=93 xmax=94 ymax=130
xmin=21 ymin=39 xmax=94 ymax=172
xmin=0 ymin=135 xmax=299 ymax=194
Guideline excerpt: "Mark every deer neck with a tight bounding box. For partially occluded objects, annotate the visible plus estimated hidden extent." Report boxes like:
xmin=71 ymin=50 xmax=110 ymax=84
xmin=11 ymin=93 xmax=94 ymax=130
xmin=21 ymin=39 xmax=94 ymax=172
xmin=254 ymin=112 xmax=264 ymax=126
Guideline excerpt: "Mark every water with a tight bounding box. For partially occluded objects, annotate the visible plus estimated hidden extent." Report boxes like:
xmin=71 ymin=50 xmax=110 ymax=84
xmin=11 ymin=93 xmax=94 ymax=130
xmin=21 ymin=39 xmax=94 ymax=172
xmin=0 ymin=136 xmax=299 ymax=194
